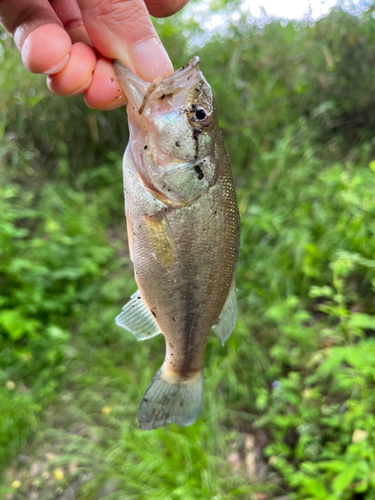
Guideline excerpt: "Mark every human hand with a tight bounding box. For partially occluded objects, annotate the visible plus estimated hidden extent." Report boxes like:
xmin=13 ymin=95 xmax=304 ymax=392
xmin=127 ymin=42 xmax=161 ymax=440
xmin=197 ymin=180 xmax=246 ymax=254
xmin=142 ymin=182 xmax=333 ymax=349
xmin=0 ymin=0 xmax=189 ymax=110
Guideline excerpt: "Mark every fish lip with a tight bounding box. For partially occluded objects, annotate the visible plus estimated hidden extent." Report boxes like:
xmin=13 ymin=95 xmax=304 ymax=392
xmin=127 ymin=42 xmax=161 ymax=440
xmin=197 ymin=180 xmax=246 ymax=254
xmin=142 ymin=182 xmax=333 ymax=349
xmin=113 ymin=57 xmax=201 ymax=107
xmin=162 ymin=56 xmax=200 ymax=85
xmin=113 ymin=60 xmax=149 ymax=110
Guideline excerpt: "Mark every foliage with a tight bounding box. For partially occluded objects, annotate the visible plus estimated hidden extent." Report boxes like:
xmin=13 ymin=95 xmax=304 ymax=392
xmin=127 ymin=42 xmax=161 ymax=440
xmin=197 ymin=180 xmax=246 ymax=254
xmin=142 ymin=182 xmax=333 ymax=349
xmin=1 ymin=5 xmax=375 ymax=500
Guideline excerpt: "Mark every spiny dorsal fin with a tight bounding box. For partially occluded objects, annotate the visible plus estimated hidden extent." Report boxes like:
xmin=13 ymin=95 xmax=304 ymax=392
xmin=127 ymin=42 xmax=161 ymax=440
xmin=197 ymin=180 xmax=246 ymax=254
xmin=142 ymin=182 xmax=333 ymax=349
xmin=212 ymin=277 xmax=237 ymax=346
xmin=115 ymin=290 xmax=161 ymax=341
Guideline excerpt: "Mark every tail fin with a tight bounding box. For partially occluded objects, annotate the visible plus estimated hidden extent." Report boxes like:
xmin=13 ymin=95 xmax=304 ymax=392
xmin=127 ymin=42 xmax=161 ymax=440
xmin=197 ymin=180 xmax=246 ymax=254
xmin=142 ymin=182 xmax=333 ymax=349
xmin=138 ymin=367 xmax=203 ymax=430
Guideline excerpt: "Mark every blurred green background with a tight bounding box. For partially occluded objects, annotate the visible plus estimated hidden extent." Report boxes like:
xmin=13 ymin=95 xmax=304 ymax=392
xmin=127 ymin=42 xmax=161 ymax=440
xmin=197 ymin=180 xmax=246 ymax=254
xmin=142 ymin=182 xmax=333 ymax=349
xmin=2 ymin=1 xmax=375 ymax=499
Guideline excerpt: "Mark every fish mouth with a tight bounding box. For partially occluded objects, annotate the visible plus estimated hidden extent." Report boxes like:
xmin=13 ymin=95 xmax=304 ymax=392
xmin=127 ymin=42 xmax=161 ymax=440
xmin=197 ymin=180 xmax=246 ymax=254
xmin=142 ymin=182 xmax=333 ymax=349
xmin=113 ymin=57 xmax=201 ymax=113
xmin=161 ymin=57 xmax=200 ymax=85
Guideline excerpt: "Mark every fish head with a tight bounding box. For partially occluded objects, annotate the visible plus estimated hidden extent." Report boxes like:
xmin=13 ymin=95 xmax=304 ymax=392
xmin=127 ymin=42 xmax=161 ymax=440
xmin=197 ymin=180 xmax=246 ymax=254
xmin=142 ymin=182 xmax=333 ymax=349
xmin=114 ymin=57 xmax=219 ymax=206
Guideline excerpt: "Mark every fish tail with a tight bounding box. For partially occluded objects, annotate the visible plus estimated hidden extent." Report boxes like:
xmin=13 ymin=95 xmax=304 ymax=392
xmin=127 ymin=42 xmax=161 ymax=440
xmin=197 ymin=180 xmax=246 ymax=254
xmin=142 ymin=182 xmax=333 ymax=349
xmin=138 ymin=366 xmax=203 ymax=430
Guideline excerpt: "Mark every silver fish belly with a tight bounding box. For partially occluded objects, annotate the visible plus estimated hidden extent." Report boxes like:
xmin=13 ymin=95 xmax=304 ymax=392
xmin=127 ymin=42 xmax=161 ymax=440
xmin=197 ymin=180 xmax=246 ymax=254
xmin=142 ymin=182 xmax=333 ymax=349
xmin=114 ymin=57 xmax=240 ymax=430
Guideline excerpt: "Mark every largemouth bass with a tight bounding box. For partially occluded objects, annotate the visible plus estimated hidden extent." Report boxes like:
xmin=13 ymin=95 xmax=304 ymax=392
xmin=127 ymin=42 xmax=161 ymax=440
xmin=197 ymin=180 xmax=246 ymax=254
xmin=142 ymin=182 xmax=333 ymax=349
xmin=113 ymin=57 xmax=240 ymax=430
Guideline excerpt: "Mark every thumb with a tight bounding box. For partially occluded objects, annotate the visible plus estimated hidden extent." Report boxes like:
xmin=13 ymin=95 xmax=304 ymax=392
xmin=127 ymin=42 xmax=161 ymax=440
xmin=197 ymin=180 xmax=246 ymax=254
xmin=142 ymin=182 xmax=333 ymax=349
xmin=76 ymin=0 xmax=173 ymax=82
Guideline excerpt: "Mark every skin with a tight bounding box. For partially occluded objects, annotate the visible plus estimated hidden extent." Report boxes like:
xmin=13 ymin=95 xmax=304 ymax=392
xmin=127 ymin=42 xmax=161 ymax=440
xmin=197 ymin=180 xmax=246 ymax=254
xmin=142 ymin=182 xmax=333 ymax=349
xmin=0 ymin=0 xmax=189 ymax=109
xmin=116 ymin=60 xmax=240 ymax=408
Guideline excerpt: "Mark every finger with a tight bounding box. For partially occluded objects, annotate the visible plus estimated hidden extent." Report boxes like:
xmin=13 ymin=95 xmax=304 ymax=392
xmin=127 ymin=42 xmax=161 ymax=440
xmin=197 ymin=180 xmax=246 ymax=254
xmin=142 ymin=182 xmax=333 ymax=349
xmin=76 ymin=0 xmax=173 ymax=82
xmin=84 ymin=57 xmax=127 ymax=110
xmin=47 ymin=41 xmax=96 ymax=96
xmin=0 ymin=0 xmax=71 ymax=74
xmin=49 ymin=0 xmax=92 ymax=45
xmin=145 ymin=0 xmax=190 ymax=18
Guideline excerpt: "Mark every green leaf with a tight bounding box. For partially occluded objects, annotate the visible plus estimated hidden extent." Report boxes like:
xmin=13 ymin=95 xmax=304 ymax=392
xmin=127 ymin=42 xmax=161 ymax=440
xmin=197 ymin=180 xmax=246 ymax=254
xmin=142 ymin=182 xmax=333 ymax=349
xmin=303 ymin=478 xmax=327 ymax=498
xmin=317 ymin=460 xmax=348 ymax=473
xmin=0 ymin=310 xmax=26 ymax=341
xmin=348 ymin=313 xmax=375 ymax=330
xmin=0 ymin=310 xmax=40 ymax=341
xmin=333 ymin=465 xmax=358 ymax=493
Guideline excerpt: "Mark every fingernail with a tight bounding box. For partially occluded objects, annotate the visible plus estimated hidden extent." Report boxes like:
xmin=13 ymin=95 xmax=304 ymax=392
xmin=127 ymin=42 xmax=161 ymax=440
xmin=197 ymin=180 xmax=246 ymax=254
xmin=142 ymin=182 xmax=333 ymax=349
xmin=130 ymin=37 xmax=173 ymax=82
xmin=65 ymin=74 xmax=93 ymax=96
xmin=95 ymin=94 xmax=127 ymax=111
xmin=47 ymin=73 xmax=93 ymax=97
xmin=42 ymin=54 xmax=69 ymax=75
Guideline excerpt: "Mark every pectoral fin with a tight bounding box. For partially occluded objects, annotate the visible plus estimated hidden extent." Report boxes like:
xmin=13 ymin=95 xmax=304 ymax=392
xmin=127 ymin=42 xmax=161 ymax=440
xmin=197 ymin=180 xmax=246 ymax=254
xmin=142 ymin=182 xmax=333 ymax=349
xmin=115 ymin=290 xmax=161 ymax=341
xmin=212 ymin=277 xmax=237 ymax=346
xmin=143 ymin=210 xmax=178 ymax=269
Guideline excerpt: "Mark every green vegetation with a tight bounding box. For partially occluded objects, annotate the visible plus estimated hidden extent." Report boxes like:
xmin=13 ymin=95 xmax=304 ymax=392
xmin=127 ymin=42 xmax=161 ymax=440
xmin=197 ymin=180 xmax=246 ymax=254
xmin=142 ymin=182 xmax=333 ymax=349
xmin=1 ymin=5 xmax=375 ymax=499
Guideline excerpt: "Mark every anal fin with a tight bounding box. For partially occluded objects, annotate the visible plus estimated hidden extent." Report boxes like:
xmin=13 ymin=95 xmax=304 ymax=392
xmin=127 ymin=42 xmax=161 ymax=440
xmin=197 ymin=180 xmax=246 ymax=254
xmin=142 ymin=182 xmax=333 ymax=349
xmin=115 ymin=290 xmax=161 ymax=341
xmin=212 ymin=277 xmax=237 ymax=346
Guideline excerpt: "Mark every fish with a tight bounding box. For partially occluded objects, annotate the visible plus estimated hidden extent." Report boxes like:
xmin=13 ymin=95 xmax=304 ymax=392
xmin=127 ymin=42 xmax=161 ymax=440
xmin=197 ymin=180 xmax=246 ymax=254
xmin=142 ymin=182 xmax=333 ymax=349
xmin=113 ymin=57 xmax=240 ymax=430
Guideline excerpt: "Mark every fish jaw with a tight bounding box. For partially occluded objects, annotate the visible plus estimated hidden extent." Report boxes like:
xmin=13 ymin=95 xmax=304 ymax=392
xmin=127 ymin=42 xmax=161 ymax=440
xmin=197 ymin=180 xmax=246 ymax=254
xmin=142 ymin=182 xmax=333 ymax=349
xmin=113 ymin=60 xmax=149 ymax=111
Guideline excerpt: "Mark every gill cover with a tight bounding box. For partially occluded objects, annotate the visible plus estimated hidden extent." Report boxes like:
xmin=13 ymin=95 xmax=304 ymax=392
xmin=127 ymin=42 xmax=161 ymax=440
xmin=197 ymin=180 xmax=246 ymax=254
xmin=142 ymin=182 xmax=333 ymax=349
xmin=113 ymin=58 xmax=217 ymax=207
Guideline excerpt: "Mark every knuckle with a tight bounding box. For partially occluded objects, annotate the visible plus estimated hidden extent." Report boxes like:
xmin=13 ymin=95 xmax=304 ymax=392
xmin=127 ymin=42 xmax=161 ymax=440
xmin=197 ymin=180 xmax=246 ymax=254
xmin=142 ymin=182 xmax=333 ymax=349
xmin=89 ymin=0 xmax=148 ymax=25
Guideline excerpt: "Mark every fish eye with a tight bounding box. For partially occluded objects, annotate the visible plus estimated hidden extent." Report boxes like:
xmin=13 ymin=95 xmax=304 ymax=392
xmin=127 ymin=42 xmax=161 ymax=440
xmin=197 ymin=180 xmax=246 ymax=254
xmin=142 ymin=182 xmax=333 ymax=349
xmin=195 ymin=108 xmax=207 ymax=121
xmin=189 ymin=104 xmax=212 ymax=127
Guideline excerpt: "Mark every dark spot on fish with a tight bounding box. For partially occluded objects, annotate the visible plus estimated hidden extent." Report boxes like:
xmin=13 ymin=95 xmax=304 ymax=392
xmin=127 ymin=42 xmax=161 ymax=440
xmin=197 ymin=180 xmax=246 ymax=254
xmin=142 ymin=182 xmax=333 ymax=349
xmin=181 ymin=62 xmax=189 ymax=70
xmin=169 ymin=343 xmax=174 ymax=348
xmin=151 ymin=310 xmax=157 ymax=318
xmin=172 ymin=317 xmax=176 ymax=321
xmin=167 ymin=189 xmax=171 ymax=192
xmin=160 ymin=94 xmax=166 ymax=100
xmin=170 ymin=353 xmax=173 ymax=356
xmin=160 ymin=395 xmax=170 ymax=405
xmin=175 ymin=141 xmax=180 ymax=147
xmin=180 ymin=401 xmax=184 ymax=407
xmin=143 ymin=398 xmax=148 ymax=402
xmin=115 ymin=96 xmax=118 ymax=99
xmin=194 ymin=164 xmax=204 ymax=180
xmin=110 ymin=77 xmax=114 ymax=82
xmin=187 ymin=75 xmax=192 ymax=80
xmin=192 ymin=128 xmax=202 ymax=159
xmin=144 ymin=145 xmax=148 ymax=150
